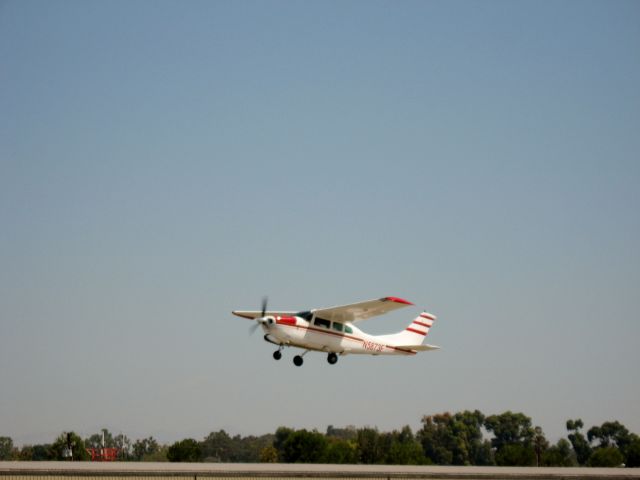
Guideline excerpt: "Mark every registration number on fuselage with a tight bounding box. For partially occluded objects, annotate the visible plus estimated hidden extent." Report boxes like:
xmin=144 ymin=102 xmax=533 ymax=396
xmin=362 ymin=340 xmax=384 ymax=352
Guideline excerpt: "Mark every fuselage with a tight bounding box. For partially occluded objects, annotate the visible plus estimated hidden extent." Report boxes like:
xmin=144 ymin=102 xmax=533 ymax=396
xmin=262 ymin=314 xmax=417 ymax=356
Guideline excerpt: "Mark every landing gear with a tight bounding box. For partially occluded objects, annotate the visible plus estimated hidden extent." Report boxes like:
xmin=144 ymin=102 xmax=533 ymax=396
xmin=273 ymin=350 xmax=282 ymax=360
xmin=327 ymin=352 xmax=338 ymax=365
xmin=293 ymin=355 xmax=304 ymax=367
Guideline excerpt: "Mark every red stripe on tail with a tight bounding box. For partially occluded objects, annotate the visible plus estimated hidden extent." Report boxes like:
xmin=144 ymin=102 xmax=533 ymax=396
xmin=406 ymin=327 xmax=427 ymax=336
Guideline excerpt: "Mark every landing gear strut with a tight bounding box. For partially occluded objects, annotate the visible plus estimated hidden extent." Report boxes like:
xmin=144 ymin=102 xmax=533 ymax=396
xmin=293 ymin=350 xmax=309 ymax=367
xmin=273 ymin=345 xmax=284 ymax=361
xmin=327 ymin=352 xmax=338 ymax=365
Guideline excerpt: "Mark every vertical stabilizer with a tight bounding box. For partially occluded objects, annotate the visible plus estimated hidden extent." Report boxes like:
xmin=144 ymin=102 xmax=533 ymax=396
xmin=377 ymin=311 xmax=437 ymax=346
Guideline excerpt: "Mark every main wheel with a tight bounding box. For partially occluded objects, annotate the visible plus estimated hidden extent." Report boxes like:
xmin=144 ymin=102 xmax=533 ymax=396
xmin=273 ymin=350 xmax=282 ymax=360
xmin=293 ymin=355 xmax=304 ymax=367
xmin=327 ymin=353 xmax=338 ymax=365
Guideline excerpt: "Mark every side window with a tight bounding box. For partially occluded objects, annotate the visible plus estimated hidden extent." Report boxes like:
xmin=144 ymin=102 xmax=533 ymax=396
xmin=332 ymin=322 xmax=343 ymax=332
xmin=344 ymin=325 xmax=353 ymax=334
xmin=314 ymin=317 xmax=330 ymax=329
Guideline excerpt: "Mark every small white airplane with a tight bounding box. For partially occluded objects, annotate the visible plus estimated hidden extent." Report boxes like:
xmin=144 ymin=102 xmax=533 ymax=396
xmin=232 ymin=296 xmax=439 ymax=366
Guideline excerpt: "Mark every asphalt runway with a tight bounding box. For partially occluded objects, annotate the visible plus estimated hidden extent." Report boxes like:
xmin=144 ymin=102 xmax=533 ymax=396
xmin=1 ymin=462 xmax=640 ymax=479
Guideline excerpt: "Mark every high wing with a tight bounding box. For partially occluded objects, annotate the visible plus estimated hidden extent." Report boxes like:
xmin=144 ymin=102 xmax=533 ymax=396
xmin=312 ymin=296 xmax=413 ymax=324
xmin=232 ymin=310 xmax=298 ymax=320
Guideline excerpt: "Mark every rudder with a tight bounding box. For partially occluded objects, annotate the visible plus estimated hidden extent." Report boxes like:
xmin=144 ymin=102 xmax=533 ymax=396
xmin=403 ymin=312 xmax=437 ymax=343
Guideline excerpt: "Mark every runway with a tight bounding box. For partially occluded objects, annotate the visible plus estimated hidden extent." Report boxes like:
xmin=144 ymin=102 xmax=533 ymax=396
xmin=1 ymin=462 xmax=640 ymax=479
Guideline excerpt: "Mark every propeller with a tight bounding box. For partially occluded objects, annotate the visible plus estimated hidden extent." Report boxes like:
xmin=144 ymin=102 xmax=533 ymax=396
xmin=249 ymin=296 xmax=269 ymax=335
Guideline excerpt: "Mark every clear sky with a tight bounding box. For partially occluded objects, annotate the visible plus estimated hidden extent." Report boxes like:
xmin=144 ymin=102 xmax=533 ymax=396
xmin=1 ymin=0 xmax=639 ymax=446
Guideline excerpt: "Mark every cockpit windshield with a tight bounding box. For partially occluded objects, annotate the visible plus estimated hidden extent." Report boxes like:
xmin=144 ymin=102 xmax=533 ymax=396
xmin=295 ymin=311 xmax=313 ymax=322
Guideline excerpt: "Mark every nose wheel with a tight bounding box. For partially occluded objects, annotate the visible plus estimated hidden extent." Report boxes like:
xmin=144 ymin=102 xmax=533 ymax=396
xmin=273 ymin=350 xmax=282 ymax=360
xmin=327 ymin=352 xmax=338 ymax=365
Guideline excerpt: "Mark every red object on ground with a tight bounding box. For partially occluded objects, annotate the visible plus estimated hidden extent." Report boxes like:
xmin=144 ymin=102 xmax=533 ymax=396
xmin=86 ymin=448 xmax=119 ymax=461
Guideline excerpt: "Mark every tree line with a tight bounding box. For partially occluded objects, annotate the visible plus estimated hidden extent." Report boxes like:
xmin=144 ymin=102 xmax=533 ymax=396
xmin=2 ymin=411 xmax=639 ymax=467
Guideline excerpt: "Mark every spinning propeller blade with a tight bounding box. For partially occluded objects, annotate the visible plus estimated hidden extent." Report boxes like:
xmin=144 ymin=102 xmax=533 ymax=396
xmin=249 ymin=296 xmax=269 ymax=336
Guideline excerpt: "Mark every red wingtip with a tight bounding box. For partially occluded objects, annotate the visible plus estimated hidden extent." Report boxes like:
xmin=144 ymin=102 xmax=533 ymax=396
xmin=385 ymin=296 xmax=413 ymax=305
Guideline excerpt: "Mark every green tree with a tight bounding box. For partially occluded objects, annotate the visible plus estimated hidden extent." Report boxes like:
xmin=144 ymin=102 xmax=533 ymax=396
xmin=51 ymin=432 xmax=90 ymax=461
xmin=167 ymin=438 xmax=201 ymax=462
xmin=356 ymin=428 xmax=382 ymax=464
xmin=259 ymin=445 xmax=278 ymax=463
xmin=533 ymin=426 xmax=549 ymax=467
xmin=281 ymin=429 xmax=327 ymax=463
xmin=418 ymin=410 xmax=491 ymax=465
xmin=326 ymin=425 xmax=357 ymax=441
xmin=273 ymin=427 xmax=294 ymax=462
xmin=494 ymin=444 xmax=536 ymax=466
xmin=18 ymin=444 xmax=52 ymax=461
xmin=540 ymin=439 xmax=576 ymax=467
xmin=588 ymin=421 xmax=631 ymax=450
xmin=588 ymin=446 xmax=624 ymax=467
xmin=200 ymin=430 xmax=234 ymax=462
xmin=484 ymin=411 xmax=534 ymax=449
xmin=566 ymin=419 xmax=592 ymax=465
xmin=384 ymin=426 xmax=426 ymax=465
xmin=142 ymin=445 xmax=169 ymax=462
xmin=133 ymin=437 xmax=160 ymax=461
xmin=0 ymin=437 xmax=14 ymax=460
xmin=85 ymin=428 xmax=115 ymax=448
xmin=114 ymin=433 xmax=132 ymax=460
xmin=322 ymin=438 xmax=358 ymax=464
xmin=624 ymin=435 xmax=640 ymax=468
xmin=484 ymin=412 xmax=535 ymax=466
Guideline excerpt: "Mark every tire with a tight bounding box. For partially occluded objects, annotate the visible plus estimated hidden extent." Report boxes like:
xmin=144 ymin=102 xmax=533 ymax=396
xmin=293 ymin=355 xmax=303 ymax=367
xmin=273 ymin=350 xmax=282 ymax=360
xmin=327 ymin=353 xmax=338 ymax=365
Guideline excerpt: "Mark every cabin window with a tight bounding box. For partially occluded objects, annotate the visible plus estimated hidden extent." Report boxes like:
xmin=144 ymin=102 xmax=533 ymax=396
xmin=314 ymin=317 xmax=331 ymax=329
xmin=344 ymin=325 xmax=353 ymax=334
xmin=332 ymin=322 xmax=343 ymax=332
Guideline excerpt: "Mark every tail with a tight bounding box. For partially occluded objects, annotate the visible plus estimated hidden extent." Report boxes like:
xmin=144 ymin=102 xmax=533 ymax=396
xmin=378 ymin=311 xmax=439 ymax=350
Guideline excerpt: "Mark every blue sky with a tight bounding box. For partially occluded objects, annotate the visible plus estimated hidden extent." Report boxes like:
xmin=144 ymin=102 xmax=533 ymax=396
xmin=1 ymin=0 xmax=639 ymax=445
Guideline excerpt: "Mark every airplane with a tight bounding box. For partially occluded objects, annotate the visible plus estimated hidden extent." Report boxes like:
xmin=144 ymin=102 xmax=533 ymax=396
xmin=232 ymin=296 xmax=439 ymax=366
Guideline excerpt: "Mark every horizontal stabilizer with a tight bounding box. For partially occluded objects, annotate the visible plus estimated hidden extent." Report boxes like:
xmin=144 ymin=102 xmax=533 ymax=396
xmin=401 ymin=344 xmax=440 ymax=351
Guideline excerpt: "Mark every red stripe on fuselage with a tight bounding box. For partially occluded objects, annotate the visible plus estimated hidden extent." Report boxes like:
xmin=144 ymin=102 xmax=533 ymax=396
xmin=273 ymin=323 xmax=416 ymax=355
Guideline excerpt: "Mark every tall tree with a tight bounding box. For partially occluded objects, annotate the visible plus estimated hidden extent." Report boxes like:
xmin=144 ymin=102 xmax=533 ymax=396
xmin=273 ymin=427 xmax=294 ymax=462
xmin=418 ymin=410 xmax=491 ymax=465
xmin=588 ymin=421 xmax=631 ymax=450
xmin=484 ymin=411 xmax=535 ymax=466
xmin=356 ymin=428 xmax=382 ymax=464
xmin=0 ymin=437 xmax=14 ymax=460
xmin=566 ymin=419 xmax=592 ymax=465
xmin=533 ymin=426 xmax=549 ymax=467
xmin=200 ymin=430 xmax=233 ymax=462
